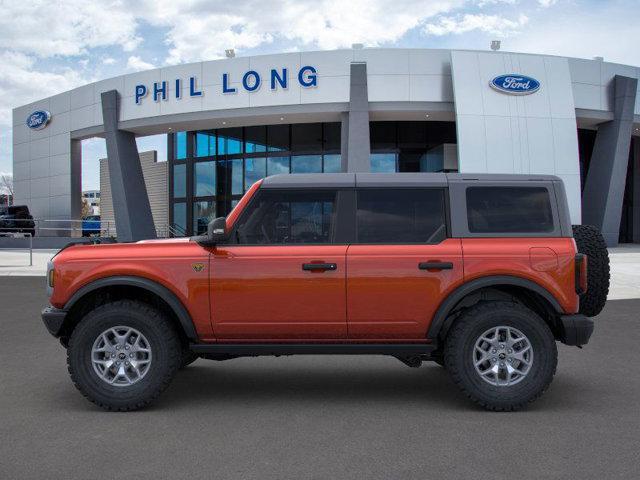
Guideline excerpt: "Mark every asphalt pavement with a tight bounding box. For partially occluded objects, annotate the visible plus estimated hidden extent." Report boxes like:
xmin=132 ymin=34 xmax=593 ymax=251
xmin=1 ymin=276 xmax=639 ymax=479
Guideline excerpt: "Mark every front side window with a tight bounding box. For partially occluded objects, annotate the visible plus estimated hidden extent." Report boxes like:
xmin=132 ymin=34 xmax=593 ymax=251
xmin=466 ymin=187 xmax=554 ymax=233
xmin=232 ymin=190 xmax=337 ymax=244
xmin=356 ymin=189 xmax=446 ymax=244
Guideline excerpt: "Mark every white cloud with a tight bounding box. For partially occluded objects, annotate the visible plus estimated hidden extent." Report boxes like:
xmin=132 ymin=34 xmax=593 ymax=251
xmin=507 ymin=10 xmax=640 ymax=66
xmin=102 ymin=57 xmax=116 ymax=65
xmin=538 ymin=0 xmax=558 ymax=7
xmin=0 ymin=51 xmax=87 ymax=125
xmin=424 ymin=13 xmax=529 ymax=36
xmin=134 ymin=0 xmax=465 ymax=64
xmin=126 ymin=56 xmax=156 ymax=72
xmin=0 ymin=0 xmax=141 ymax=57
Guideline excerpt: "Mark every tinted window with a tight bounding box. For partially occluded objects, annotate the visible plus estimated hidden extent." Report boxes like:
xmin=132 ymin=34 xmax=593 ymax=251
xmin=233 ymin=190 xmax=337 ymax=244
xmin=357 ymin=189 xmax=446 ymax=244
xmin=195 ymin=131 xmax=215 ymax=157
xmin=194 ymin=200 xmax=216 ymax=235
xmin=194 ymin=161 xmax=216 ymax=197
xmin=466 ymin=187 xmax=554 ymax=233
xmin=174 ymin=131 xmax=187 ymax=160
xmin=323 ymin=154 xmax=341 ymax=173
xmin=173 ymin=164 xmax=186 ymax=198
xmin=291 ymin=155 xmax=322 ymax=173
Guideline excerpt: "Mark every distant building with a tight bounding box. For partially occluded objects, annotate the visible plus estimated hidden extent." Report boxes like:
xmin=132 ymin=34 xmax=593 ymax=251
xmin=99 ymin=151 xmax=168 ymax=237
xmin=82 ymin=190 xmax=100 ymax=215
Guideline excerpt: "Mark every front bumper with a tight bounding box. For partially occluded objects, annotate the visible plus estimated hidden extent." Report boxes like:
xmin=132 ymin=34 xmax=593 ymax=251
xmin=41 ymin=306 xmax=67 ymax=337
xmin=559 ymin=314 xmax=594 ymax=346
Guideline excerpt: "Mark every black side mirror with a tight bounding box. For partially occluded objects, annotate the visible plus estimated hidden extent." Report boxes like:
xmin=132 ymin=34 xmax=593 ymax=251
xmin=207 ymin=216 xmax=228 ymax=244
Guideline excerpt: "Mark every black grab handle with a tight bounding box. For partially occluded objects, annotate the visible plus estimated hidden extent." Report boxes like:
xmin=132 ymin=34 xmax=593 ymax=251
xmin=418 ymin=262 xmax=453 ymax=271
xmin=302 ymin=263 xmax=337 ymax=271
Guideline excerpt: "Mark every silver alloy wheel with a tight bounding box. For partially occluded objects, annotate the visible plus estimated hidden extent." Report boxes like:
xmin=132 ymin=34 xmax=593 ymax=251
xmin=91 ymin=326 xmax=152 ymax=387
xmin=473 ymin=326 xmax=533 ymax=387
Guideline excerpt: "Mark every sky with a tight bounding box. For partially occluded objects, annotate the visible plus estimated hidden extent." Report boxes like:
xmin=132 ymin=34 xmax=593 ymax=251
xmin=0 ymin=0 xmax=639 ymax=191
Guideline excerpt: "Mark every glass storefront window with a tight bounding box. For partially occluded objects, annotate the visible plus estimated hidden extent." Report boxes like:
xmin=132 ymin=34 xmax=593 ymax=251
xmin=292 ymin=123 xmax=322 ymax=152
xmin=218 ymin=128 xmax=243 ymax=155
xmin=195 ymin=131 xmax=215 ymax=157
xmin=323 ymin=123 xmax=341 ymax=151
xmin=267 ymin=124 xmax=289 ymax=152
xmin=245 ymin=126 xmax=267 ymax=153
xmin=323 ymin=154 xmax=341 ymax=173
xmin=371 ymin=153 xmax=397 ymax=172
xmin=194 ymin=161 xmax=216 ymax=196
xmin=291 ymin=155 xmax=322 ymax=173
xmin=245 ymin=157 xmax=266 ymax=191
xmin=173 ymin=202 xmax=187 ymax=235
xmin=267 ymin=156 xmax=290 ymax=175
xmin=174 ymin=131 xmax=187 ymax=160
xmin=169 ymin=123 xmax=342 ymax=235
xmin=193 ymin=201 xmax=216 ymax=235
xmin=230 ymin=159 xmax=243 ymax=195
xmin=173 ymin=163 xmax=186 ymax=197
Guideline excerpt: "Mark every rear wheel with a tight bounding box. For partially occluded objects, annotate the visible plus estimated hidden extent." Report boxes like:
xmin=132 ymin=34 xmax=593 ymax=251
xmin=444 ymin=301 xmax=557 ymax=411
xmin=67 ymin=300 xmax=182 ymax=411
xmin=572 ymin=224 xmax=610 ymax=317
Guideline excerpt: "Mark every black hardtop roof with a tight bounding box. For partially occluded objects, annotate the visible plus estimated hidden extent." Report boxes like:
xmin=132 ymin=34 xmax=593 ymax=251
xmin=260 ymin=173 xmax=562 ymax=189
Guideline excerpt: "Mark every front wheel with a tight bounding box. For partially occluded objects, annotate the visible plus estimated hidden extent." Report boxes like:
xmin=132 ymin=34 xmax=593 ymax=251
xmin=444 ymin=301 xmax=557 ymax=411
xmin=67 ymin=300 xmax=182 ymax=411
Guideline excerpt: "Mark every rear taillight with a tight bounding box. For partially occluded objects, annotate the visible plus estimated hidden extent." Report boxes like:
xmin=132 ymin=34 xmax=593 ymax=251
xmin=575 ymin=253 xmax=588 ymax=295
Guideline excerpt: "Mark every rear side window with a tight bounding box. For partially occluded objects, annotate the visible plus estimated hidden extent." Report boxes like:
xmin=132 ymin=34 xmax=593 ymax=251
xmin=356 ymin=189 xmax=447 ymax=244
xmin=466 ymin=187 xmax=554 ymax=233
xmin=233 ymin=189 xmax=337 ymax=244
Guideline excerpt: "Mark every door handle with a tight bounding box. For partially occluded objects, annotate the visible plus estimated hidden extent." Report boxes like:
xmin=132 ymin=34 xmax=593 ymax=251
xmin=302 ymin=263 xmax=337 ymax=271
xmin=418 ymin=261 xmax=453 ymax=271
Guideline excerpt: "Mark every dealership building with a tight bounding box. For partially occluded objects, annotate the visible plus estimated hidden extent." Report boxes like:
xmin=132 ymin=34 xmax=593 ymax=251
xmin=11 ymin=48 xmax=640 ymax=245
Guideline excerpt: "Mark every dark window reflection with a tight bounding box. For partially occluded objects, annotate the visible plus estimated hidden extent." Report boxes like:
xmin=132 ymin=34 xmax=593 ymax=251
xmin=193 ymin=201 xmax=216 ymax=235
xmin=173 ymin=163 xmax=186 ymax=197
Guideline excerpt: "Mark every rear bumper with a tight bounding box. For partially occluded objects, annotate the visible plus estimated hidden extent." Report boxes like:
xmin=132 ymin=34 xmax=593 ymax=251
xmin=559 ymin=314 xmax=594 ymax=346
xmin=41 ymin=306 xmax=67 ymax=337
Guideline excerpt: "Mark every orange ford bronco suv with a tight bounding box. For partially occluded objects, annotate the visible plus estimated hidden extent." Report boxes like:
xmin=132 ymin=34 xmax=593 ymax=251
xmin=42 ymin=173 xmax=609 ymax=411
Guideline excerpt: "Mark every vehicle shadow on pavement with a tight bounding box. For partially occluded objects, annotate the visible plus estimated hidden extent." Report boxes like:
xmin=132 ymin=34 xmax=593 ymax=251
xmin=154 ymin=360 xmax=589 ymax=412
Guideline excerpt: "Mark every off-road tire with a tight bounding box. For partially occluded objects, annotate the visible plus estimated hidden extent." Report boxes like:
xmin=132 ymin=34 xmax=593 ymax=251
xmin=572 ymin=224 xmax=610 ymax=317
xmin=444 ymin=301 xmax=557 ymax=411
xmin=67 ymin=300 xmax=182 ymax=411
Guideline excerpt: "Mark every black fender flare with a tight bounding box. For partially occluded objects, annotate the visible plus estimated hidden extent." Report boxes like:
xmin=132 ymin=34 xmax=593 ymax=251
xmin=64 ymin=276 xmax=198 ymax=341
xmin=427 ymin=275 xmax=563 ymax=341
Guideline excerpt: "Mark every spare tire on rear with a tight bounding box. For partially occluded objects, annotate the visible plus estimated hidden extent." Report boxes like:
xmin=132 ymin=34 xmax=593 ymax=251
xmin=572 ymin=225 xmax=610 ymax=317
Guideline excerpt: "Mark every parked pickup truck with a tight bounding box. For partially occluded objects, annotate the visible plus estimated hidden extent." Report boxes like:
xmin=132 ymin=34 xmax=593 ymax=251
xmin=41 ymin=173 xmax=609 ymax=411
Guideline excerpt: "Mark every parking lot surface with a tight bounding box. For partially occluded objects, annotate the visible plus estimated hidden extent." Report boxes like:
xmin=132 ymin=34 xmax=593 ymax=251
xmin=1 ymin=276 xmax=639 ymax=479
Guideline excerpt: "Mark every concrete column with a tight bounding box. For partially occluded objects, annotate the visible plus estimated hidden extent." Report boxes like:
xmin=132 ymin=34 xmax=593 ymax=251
xmin=632 ymin=139 xmax=640 ymax=243
xmin=69 ymin=139 xmax=82 ymax=237
xmin=582 ymin=75 xmax=638 ymax=246
xmin=340 ymin=112 xmax=349 ymax=172
xmin=101 ymin=90 xmax=156 ymax=242
xmin=345 ymin=63 xmax=371 ymax=172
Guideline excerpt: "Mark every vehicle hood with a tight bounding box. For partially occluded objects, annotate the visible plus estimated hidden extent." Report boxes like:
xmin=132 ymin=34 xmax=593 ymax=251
xmin=53 ymin=237 xmax=200 ymax=263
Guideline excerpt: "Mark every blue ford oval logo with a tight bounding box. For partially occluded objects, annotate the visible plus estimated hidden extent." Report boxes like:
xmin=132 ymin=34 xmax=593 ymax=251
xmin=26 ymin=110 xmax=51 ymax=130
xmin=490 ymin=74 xmax=540 ymax=95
